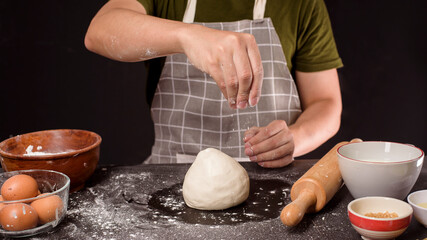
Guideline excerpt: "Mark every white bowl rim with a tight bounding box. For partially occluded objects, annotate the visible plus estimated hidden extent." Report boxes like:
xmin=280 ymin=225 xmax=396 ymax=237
xmin=337 ymin=141 xmax=424 ymax=164
xmin=0 ymin=169 xmax=70 ymax=204
xmin=407 ymin=190 xmax=427 ymax=211
xmin=348 ymin=196 xmax=413 ymax=221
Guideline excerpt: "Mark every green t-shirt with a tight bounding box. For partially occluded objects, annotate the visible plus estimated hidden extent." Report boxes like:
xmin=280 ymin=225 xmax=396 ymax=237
xmin=138 ymin=0 xmax=343 ymax=104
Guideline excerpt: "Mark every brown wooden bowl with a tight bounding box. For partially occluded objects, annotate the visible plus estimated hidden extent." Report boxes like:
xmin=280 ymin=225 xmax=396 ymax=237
xmin=0 ymin=129 xmax=101 ymax=192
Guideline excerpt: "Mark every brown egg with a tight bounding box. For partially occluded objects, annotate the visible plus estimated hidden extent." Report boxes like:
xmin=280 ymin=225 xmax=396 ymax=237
xmin=31 ymin=194 xmax=64 ymax=224
xmin=1 ymin=174 xmax=39 ymax=201
xmin=0 ymin=196 xmax=5 ymax=210
xmin=0 ymin=203 xmax=38 ymax=231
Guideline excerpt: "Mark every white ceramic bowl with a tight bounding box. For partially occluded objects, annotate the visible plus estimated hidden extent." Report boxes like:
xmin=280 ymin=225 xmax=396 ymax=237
xmin=348 ymin=197 xmax=413 ymax=240
xmin=337 ymin=141 xmax=424 ymax=200
xmin=407 ymin=190 xmax=427 ymax=228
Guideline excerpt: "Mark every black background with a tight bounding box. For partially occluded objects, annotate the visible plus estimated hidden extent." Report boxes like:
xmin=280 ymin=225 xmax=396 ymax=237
xmin=1 ymin=0 xmax=426 ymax=165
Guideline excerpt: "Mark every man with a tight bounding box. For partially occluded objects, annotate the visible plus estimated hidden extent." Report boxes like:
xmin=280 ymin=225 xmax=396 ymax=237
xmin=85 ymin=0 xmax=342 ymax=168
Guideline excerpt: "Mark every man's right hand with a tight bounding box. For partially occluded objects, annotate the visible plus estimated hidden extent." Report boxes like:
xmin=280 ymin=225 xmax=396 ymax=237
xmin=178 ymin=25 xmax=263 ymax=109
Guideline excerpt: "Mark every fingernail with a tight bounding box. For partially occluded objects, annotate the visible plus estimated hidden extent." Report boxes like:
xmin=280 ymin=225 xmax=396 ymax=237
xmin=243 ymin=134 xmax=252 ymax=142
xmin=237 ymin=101 xmax=247 ymax=109
xmin=245 ymin=148 xmax=253 ymax=156
xmin=249 ymin=97 xmax=259 ymax=107
xmin=244 ymin=142 xmax=252 ymax=148
xmin=228 ymin=98 xmax=236 ymax=108
xmin=250 ymin=155 xmax=257 ymax=161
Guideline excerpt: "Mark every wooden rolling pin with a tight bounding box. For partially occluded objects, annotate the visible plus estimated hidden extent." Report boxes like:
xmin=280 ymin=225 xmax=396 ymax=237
xmin=280 ymin=138 xmax=362 ymax=227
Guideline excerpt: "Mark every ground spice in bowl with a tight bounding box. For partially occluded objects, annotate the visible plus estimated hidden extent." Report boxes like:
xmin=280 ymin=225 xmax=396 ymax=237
xmin=364 ymin=211 xmax=398 ymax=218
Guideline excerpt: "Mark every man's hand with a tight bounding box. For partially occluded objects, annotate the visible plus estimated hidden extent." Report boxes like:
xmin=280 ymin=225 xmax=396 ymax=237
xmin=243 ymin=120 xmax=294 ymax=168
xmin=179 ymin=25 xmax=263 ymax=109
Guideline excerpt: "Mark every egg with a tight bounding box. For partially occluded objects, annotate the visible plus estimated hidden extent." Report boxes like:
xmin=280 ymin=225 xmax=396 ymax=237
xmin=0 ymin=196 xmax=5 ymax=210
xmin=0 ymin=203 xmax=38 ymax=231
xmin=1 ymin=174 xmax=39 ymax=201
xmin=31 ymin=194 xmax=64 ymax=224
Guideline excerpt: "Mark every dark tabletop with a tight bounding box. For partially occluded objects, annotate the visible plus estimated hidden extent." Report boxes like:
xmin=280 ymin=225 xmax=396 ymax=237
xmin=24 ymin=160 xmax=427 ymax=240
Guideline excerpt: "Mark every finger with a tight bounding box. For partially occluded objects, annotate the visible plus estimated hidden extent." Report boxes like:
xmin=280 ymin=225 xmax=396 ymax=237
xmin=245 ymin=120 xmax=287 ymax=148
xmin=245 ymin=34 xmax=263 ymax=107
xmin=233 ymin=44 xmax=253 ymax=109
xmin=257 ymin=155 xmax=294 ymax=168
xmin=220 ymin=53 xmax=239 ymax=109
xmin=209 ymin=61 xmax=229 ymax=100
xmin=243 ymin=126 xmax=260 ymax=142
xmin=249 ymin=137 xmax=294 ymax=161
xmin=246 ymin=130 xmax=292 ymax=157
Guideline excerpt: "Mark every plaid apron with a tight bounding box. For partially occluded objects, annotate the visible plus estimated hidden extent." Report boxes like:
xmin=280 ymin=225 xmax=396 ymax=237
xmin=147 ymin=0 xmax=301 ymax=163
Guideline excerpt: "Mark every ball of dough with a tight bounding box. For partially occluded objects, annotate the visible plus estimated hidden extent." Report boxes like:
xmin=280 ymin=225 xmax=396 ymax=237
xmin=182 ymin=148 xmax=250 ymax=210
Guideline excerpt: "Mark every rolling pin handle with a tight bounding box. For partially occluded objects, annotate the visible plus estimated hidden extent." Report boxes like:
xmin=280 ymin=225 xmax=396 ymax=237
xmin=280 ymin=189 xmax=317 ymax=227
xmin=280 ymin=138 xmax=362 ymax=227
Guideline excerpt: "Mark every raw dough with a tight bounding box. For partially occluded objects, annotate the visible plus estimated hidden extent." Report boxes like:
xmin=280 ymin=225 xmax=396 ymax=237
xmin=182 ymin=148 xmax=250 ymax=210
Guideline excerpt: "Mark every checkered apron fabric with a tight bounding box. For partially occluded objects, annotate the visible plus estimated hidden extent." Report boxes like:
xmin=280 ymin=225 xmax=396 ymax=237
xmin=147 ymin=18 xmax=301 ymax=163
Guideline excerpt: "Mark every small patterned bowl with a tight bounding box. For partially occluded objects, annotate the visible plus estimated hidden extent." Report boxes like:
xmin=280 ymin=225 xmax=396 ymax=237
xmin=348 ymin=196 xmax=413 ymax=240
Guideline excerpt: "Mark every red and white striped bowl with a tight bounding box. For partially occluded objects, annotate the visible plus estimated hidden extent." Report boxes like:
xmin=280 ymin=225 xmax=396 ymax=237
xmin=348 ymin=197 xmax=413 ymax=240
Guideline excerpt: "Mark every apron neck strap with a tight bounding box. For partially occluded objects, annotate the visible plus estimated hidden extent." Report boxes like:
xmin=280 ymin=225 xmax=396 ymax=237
xmin=183 ymin=0 xmax=267 ymax=23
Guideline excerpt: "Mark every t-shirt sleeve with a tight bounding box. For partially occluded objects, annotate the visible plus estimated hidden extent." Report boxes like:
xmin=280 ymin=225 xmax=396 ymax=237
xmin=295 ymin=0 xmax=343 ymax=72
xmin=136 ymin=0 xmax=187 ymax=20
xmin=137 ymin=0 xmax=154 ymax=16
